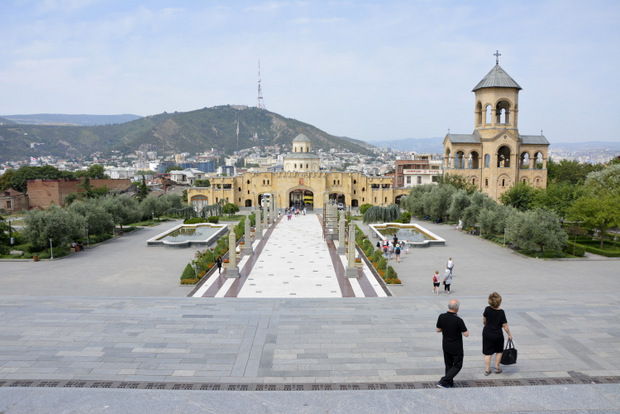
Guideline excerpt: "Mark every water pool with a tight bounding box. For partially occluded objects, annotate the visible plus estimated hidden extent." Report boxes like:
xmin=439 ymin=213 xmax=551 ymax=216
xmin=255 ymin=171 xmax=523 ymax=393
xmin=369 ymin=223 xmax=445 ymax=247
xmin=147 ymin=223 xmax=228 ymax=248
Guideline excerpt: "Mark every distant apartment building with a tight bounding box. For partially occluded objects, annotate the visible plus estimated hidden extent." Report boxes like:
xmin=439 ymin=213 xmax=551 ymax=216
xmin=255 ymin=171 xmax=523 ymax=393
xmin=394 ymin=154 xmax=443 ymax=188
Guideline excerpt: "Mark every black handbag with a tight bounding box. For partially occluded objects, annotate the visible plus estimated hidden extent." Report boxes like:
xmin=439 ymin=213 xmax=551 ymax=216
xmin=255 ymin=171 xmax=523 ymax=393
xmin=500 ymin=339 xmax=517 ymax=365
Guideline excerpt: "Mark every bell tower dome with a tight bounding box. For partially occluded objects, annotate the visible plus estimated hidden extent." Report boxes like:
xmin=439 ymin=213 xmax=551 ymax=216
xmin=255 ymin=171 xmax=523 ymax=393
xmin=473 ymin=51 xmax=521 ymax=132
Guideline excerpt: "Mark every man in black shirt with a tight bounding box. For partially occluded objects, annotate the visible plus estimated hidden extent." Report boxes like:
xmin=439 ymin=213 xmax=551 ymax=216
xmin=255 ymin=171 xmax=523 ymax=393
xmin=436 ymin=299 xmax=469 ymax=388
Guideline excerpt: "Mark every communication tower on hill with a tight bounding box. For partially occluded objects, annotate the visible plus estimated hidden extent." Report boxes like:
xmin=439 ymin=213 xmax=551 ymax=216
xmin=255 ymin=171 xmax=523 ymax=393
xmin=257 ymin=59 xmax=266 ymax=110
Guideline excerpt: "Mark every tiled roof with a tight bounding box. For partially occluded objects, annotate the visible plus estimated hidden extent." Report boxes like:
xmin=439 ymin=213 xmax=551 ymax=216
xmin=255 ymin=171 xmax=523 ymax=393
xmin=520 ymin=135 xmax=549 ymax=145
xmin=446 ymin=134 xmax=480 ymax=144
xmin=472 ymin=64 xmax=522 ymax=91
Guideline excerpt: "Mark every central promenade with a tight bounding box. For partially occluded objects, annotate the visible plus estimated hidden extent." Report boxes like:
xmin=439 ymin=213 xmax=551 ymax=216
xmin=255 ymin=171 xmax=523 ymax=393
xmin=0 ymin=213 xmax=619 ymax=413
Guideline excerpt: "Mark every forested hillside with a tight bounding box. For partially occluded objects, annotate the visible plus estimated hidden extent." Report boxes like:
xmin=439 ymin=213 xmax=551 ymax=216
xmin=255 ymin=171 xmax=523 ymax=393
xmin=0 ymin=106 xmax=372 ymax=161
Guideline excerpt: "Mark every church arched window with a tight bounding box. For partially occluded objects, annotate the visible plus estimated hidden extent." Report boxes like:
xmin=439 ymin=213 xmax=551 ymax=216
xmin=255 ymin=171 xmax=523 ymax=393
xmin=484 ymin=154 xmax=490 ymax=168
xmin=497 ymin=146 xmax=511 ymax=168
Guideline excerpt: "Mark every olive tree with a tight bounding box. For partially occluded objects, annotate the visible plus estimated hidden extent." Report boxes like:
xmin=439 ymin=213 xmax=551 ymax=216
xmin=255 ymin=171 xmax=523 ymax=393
xmin=23 ymin=205 xmax=85 ymax=251
xmin=448 ymin=189 xmax=471 ymax=221
xmin=506 ymin=207 xmax=567 ymax=253
xmin=101 ymin=194 xmax=142 ymax=230
xmin=68 ymin=198 xmax=114 ymax=236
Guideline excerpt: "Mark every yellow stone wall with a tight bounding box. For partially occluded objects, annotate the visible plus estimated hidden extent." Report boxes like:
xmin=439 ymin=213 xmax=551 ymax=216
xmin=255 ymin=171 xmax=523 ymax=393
xmin=187 ymin=171 xmax=409 ymax=209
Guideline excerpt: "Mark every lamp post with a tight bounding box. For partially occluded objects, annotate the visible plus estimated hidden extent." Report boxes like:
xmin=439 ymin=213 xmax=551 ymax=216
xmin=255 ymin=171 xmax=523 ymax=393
xmin=9 ymin=220 xmax=14 ymax=246
xmin=152 ymin=211 xmax=155 ymax=223
xmin=49 ymin=238 xmax=53 ymax=259
xmin=86 ymin=227 xmax=90 ymax=248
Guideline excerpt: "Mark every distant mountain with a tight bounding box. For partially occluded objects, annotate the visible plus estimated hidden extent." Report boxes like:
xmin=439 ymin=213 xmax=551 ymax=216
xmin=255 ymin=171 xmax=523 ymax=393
xmin=369 ymin=137 xmax=444 ymax=153
xmin=0 ymin=106 xmax=374 ymax=162
xmin=0 ymin=116 xmax=17 ymax=126
xmin=1 ymin=113 xmax=142 ymax=126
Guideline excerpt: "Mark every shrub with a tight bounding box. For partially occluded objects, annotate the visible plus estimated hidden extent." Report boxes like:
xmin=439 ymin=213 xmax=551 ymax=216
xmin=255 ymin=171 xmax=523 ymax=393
xmin=180 ymin=263 xmax=196 ymax=281
xmin=400 ymin=211 xmax=412 ymax=223
xmin=180 ymin=278 xmax=199 ymax=285
xmin=184 ymin=218 xmax=205 ymax=224
xmin=359 ymin=204 xmax=374 ymax=215
xmin=207 ymin=216 xmax=219 ymax=224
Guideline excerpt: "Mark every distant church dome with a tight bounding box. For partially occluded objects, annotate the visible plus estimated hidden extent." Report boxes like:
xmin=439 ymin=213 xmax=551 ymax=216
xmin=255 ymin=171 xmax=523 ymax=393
xmin=284 ymin=133 xmax=320 ymax=172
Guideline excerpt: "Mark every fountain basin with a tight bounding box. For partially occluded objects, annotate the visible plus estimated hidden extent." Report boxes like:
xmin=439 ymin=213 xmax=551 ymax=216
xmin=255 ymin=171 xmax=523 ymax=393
xmin=147 ymin=223 xmax=228 ymax=248
xmin=369 ymin=223 xmax=445 ymax=247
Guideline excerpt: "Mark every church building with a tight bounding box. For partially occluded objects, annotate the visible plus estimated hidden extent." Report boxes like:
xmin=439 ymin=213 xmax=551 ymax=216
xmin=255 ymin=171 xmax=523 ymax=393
xmin=443 ymin=54 xmax=549 ymax=201
xmin=187 ymin=134 xmax=408 ymax=211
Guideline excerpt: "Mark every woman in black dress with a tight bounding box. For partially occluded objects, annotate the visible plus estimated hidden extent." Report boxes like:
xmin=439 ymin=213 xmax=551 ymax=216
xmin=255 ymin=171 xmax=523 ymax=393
xmin=482 ymin=292 xmax=513 ymax=375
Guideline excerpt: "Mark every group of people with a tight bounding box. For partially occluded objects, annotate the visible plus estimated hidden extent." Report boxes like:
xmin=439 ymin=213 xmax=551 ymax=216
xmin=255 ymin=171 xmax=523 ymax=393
xmin=435 ymin=293 xmax=513 ymax=388
xmin=70 ymin=241 xmax=84 ymax=252
xmin=432 ymin=257 xmax=455 ymax=294
xmin=285 ymin=206 xmax=306 ymax=220
xmin=377 ymin=236 xmax=409 ymax=263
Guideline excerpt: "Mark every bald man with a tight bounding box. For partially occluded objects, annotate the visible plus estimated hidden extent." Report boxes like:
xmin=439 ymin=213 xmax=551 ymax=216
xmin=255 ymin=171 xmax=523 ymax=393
xmin=436 ymin=299 xmax=469 ymax=388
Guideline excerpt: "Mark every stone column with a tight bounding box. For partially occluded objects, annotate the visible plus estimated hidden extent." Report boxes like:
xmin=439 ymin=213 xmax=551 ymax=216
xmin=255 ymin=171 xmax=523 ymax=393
xmin=255 ymin=208 xmax=262 ymax=240
xmin=243 ymin=216 xmax=253 ymax=255
xmin=226 ymin=224 xmax=239 ymax=278
xmin=337 ymin=217 xmax=346 ymax=254
xmin=346 ymin=221 xmax=358 ymax=278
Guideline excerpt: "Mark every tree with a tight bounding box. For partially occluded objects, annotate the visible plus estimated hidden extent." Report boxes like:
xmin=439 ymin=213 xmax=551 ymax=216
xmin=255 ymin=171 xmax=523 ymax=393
xmin=500 ymin=182 xmax=537 ymax=212
xmin=478 ymin=204 xmax=515 ymax=235
xmin=9 ymin=165 xmax=73 ymax=192
xmin=423 ymin=185 xmax=455 ymax=221
xmin=568 ymin=164 xmax=620 ymax=249
xmin=101 ymin=195 xmax=142 ymax=230
xmin=23 ymin=205 xmax=85 ymax=251
xmin=75 ymin=164 xmax=107 ymax=179
xmin=194 ymin=179 xmax=210 ymax=187
xmin=401 ymin=185 xmax=433 ymax=217
xmin=0 ymin=215 xmax=11 ymax=254
xmin=506 ymin=208 xmax=567 ymax=253
xmin=359 ymin=203 xmax=374 ymax=215
xmin=136 ymin=175 xmax=149 ymax=202
xmin=547 ymin=159 xmax=604 ymax=185
xmin=461 ymin=191 xmax=496 ymax=230
xmin=533 ymin=182 xmax=584 ymax=219
xmin=79 ymin=177 xmax=94 ymax=199
xmin=222 ymin=202 xmax=240 ymax=217
xmin=448 ymin=189 xmax=471 ymax=221
xmin=569 ymin=194 xmax=620 ymax=249
xmin=0 ymin=169 xmax=14 ymax=191
xmin=363 ymin=204 xmax=401 ymax=224
xmin=68 ymin=198 xmax=114 ymax=237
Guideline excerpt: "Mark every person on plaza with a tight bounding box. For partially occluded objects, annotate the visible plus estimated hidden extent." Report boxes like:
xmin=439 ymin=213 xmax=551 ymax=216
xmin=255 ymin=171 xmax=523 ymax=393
xmin=382 ymin=239 xmax=389 ymax=257
xmin=395 ymin=243 xmax=401 ymax=263
xmin=443 ymin=267 xmax=452 ymax=294
xmin=482 ymin=292 xmax=513 ymax=375
xmin=436 ymin=299 xmax=469 ymax=388
xmin=403 ymin=240 xmax=409 ymax=254
xmin=447 ymin=257 xmax=454 ymax=275
xmin=457 ymin=218 xmax=463 ymax=231
xmin=215 ymin=256 xmax=223 ymax=274
xmin=432 ymin=270 xmax=441 ymax=294
xmin=388 ymin=241 xmax=394 ymax=259
xmin=393 ymin=235 xmax=398 ymax=247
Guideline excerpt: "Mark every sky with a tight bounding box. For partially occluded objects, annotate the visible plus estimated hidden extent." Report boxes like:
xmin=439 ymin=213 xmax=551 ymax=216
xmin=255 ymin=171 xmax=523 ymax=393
xmin=1 ymin=0 xmax=619 ymax=144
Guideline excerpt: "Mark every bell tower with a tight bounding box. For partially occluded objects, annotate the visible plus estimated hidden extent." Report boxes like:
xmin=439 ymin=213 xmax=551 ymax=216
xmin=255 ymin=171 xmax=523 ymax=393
xmin=443 ymin=51 xmax=549 ymax=201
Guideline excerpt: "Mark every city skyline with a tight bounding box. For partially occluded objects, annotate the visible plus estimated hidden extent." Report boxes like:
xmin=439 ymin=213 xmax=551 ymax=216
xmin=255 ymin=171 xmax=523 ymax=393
xmin=1 ymin=0 xmax=619 ymax=144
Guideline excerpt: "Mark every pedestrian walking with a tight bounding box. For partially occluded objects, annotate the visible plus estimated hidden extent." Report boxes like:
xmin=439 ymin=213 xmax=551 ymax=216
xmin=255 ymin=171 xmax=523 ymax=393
xmin=436 ymin=299 xmax=469 ymax=388
xmin=388 ymin=241 xmax=394 ymax=259
xmin=215 ymin=256 xmax=223 ymax=274
xmin=482 ymin=292 xmax=513 ymax=376
xmin=395 ymin=243 xmax=401 ymax=263
xmin=432 ymin=270 xmax=441 ymax=294
xmin=447 ymin=257 xmax=454 ymax=275
xmin=443 ymin=267 xmax=452 ymax=294
xmin=403 ymin=240 xmax=409 ymax=254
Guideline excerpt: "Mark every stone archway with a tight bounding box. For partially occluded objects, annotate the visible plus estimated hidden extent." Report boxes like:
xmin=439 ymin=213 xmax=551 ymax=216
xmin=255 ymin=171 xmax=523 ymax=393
xmin=288 ymin=187 xmax=315 ymax=210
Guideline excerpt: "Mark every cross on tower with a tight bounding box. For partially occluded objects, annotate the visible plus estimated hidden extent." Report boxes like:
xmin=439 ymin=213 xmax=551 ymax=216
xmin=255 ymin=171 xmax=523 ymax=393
xmin=494 ymin=50 xmax=501 ymax=65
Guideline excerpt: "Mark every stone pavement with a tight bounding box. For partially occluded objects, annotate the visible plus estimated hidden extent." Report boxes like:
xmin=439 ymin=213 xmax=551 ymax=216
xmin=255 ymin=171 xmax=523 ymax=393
xmin=1 ymin=214 xmax=619 ymax=413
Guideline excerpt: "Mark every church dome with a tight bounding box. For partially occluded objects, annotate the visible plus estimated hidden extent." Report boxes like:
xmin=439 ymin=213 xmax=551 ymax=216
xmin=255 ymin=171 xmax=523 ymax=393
xmin=292 ymin=133 xmax=311 ymax=143
xmin=472 ymin=64 xmax=522 ymax=91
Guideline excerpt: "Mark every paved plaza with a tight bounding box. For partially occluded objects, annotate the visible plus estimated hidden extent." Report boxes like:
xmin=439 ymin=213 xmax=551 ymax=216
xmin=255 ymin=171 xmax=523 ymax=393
xmin=0 ymin=212 xmax=619 ymax=413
